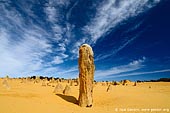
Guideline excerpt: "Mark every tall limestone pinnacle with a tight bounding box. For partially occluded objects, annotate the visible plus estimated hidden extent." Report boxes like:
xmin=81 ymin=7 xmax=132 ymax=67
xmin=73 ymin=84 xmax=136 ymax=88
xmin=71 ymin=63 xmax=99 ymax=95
xmin=78 ymin=44 xmax=95 ymax=107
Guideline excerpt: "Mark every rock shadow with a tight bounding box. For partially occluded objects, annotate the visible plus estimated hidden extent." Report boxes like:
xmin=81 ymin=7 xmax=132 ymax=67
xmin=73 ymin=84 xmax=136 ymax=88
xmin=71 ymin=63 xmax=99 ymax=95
xmin=56 ymin=94 xmax=78 ymax=105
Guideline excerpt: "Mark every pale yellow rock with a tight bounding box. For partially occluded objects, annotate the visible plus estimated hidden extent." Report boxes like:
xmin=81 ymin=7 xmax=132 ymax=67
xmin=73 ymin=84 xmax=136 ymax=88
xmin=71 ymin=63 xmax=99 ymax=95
xmin=106 ymin=85 xmax=112 ymax=92
xmin=63 ymin=85 xmax=71 ymax=95
xmin=78 ymin=44 xmax=95 ymax=107
xmin=42 ymin=80 xmax=47 ymax=86
xmin=134 ymin=82 xmax=137 ymax=86
xmin=53 ymin=83 xmax=63 ymax=94
xmin=2 ymin=79 xmax=10 ymax=90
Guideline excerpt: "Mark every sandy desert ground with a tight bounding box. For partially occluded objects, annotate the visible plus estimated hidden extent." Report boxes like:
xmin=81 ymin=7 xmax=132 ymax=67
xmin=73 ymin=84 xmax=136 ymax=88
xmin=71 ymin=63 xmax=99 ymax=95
xmin=0 ymin=78 xmax=170 ymax=113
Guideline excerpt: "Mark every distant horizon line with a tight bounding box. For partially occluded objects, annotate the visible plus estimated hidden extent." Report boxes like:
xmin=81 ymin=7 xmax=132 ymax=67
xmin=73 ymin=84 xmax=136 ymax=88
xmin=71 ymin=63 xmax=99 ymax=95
xmin=1 ymin=76 xmax=170 ymax=82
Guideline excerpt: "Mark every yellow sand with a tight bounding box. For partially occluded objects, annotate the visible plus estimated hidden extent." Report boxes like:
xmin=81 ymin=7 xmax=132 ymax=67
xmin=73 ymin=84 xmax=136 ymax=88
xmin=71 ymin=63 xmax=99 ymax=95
xmin=0 ymin=79 xmax=170 ymax=113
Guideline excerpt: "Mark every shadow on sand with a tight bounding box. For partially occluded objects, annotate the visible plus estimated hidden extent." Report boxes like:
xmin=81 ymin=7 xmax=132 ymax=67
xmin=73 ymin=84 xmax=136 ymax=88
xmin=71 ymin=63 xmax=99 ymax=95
xmin=56 ymin=94 xmax=78 ymax=105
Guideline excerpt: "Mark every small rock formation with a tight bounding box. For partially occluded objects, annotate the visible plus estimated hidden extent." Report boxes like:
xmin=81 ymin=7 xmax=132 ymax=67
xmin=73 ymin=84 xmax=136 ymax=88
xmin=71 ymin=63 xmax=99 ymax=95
xmin=20 ymin=78 xmax=25 ymax=83
xmin=63 ymin=85 xmax=71 ymax=95
xmin=2 ymin=79 xmax=10 ymax=90
xmin=26 ymin=77 xmax=31 ymax=82
xmin=34 ymin=76 xmax=40 ymax=83
xmin=67 ymin=79 xmax=70 ymax=84
xmin=106 ymin=82 xmax=109 ymax=86
xmin=47 ymin=82 xmax=51 ymax=86
xmin=59 ymin=79 xmax=62 ymax=82
xmin=70 ymin=80 xmax=73 ymax=86
xmin=133 ymin=82 xmax=137 ymax=86
xmin=106 ymin=85 xmax=112 ymax=92
xmin=75 ymin=78 xmax=79 ymax=86
xmin=42 ymin=80 xmax=46 ymax=86
xmin=113 ymin=81 xmax=121 ymax=86
xmin=102 ymin=82 xmax=106 ymax=86
xmin=122 ymin=80 xmax=131 ymax=86
xmin=78 ymin=44 xmax=95 ymax=107
xmin=53 ymin=83 xmax=63 ymax=94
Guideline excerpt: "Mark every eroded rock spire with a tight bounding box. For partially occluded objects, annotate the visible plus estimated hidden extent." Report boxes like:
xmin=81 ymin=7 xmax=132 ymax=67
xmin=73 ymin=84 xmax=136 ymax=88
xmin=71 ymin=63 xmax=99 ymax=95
xmin=78 ymin=44 xmax=95 ymax=107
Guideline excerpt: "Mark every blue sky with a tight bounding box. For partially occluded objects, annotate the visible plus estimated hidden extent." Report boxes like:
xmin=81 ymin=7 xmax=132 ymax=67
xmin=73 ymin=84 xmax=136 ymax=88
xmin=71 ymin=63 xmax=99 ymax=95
xmin=0 ymin=0 xmax=170 ymax=81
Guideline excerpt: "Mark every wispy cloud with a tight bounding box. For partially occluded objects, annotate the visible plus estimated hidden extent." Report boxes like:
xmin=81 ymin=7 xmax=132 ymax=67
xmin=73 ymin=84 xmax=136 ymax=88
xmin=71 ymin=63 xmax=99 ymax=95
xmin=95 ymin=35 xmax=140 ymax=61
xmin=95 ymin=57 xmax=146 ymax=78
xmin=66 ymin=0 xmax=79 ymax=20
xmin=0 ymin=27 xmax=52 ymax=76
xmin=68 ymin=0 xmax=161 ymax=60
xmin=0 ymin=0 xmax=165 ymax=80
xmin=52 ymin=56 xmax=64 ymax=64
xmin=0 ymin=0 xmax=78 ymax=77
xmin=113 ymin=69 xmax=170 ymax=78
xmin=95 ymin=56 xmax=170 ymax=80
xmin=83 ymin=0 xmax=160 ymax=44
xmin=51 ymin=54 xmax=68 ymax=64
xmin=45 ymin=6 xmax=59 ymax=23
xmin=44 ymin=0 xmax=75 ymax=63
xmin=35 ymin=66 xmax=78 ymax=78
xmin=44 ymin=0 xmax=66 ymax=41
xmin=57 ymin=66 xmax=78 ymax=78
xmin=0 ymin=1 xmax=54 ymax=76
xmin=100 ymin=69 xmax=170 ymax=80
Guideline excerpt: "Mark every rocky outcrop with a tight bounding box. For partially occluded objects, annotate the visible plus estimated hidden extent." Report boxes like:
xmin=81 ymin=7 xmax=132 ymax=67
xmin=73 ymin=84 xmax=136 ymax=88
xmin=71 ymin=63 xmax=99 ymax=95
xmin=78 ymin=44 xmax=95 ymax=107
xmin=63 ymin=85 xmax=71 ymax=95
xmin=53 ymin=83 xmax=63 ymax=94
xmin=106 ymin=85 xmax=112 ymax=92
xmin=122 ymin=80 xmax=131 ymax=86
xmin=133 ymin=82 xmax=137 ymax=86
xmin=42 ymin=80 xmax=47 ymax=86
